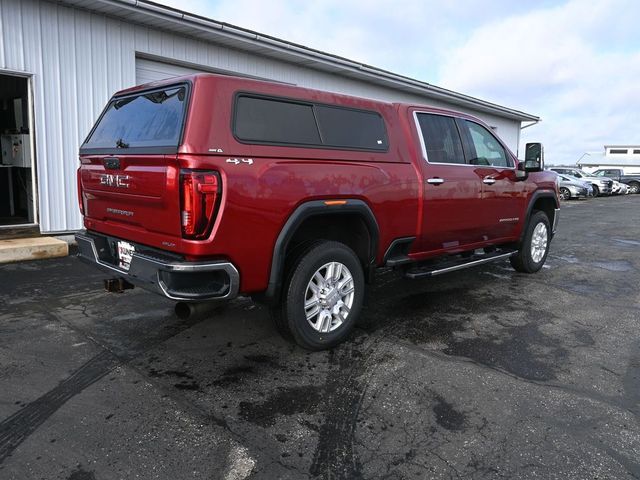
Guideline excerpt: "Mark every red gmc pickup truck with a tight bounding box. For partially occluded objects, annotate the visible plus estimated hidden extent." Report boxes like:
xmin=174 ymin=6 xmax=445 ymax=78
xmin=76 ymin=74 xmax=559 ymax=350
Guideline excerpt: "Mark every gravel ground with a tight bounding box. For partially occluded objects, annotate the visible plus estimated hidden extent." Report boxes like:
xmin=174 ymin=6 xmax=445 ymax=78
xmin=0 ymin=195 xmax=639 ymax=479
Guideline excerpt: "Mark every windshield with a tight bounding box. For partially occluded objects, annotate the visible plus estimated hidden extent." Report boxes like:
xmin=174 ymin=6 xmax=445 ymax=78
xmin=84 ymin=86 xmax=187 ymax=149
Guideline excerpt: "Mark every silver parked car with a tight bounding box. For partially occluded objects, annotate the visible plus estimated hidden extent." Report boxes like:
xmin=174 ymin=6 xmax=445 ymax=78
xmin=549 ymin=167 xmax=613 ymax=196
xmin=557 ymin=174 xmax=592 ymax=200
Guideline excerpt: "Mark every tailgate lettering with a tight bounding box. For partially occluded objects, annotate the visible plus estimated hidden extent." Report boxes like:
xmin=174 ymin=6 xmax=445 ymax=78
xmin=106 ymin=207 xmax=134 ymax=217
xmin=100 ymin=174 xmax=130 ymax=188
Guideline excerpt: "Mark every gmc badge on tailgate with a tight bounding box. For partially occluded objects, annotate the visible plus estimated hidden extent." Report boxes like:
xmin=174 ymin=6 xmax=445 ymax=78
xmin=100 ymin=174 xmax=129 ymax=188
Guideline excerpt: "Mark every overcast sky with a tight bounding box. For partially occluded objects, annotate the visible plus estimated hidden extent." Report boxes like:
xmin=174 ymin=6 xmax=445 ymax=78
xmin=156 ymin=0 xmax=640 ymax=165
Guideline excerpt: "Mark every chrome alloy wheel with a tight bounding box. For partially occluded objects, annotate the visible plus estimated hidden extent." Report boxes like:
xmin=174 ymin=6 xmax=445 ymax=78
xmin=530 ymin=222 xmax=548 ymax=263
xmin=304 ymin=262 xmax=355 ymax=333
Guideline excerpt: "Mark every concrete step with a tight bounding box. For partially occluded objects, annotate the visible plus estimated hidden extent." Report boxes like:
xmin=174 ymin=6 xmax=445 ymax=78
xmin=0 ymin=236 xmax=69 ymax=264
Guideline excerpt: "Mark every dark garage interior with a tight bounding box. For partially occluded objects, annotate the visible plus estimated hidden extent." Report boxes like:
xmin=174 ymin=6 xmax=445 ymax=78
xmin=0 ymin=73 xmax=34 ymax=229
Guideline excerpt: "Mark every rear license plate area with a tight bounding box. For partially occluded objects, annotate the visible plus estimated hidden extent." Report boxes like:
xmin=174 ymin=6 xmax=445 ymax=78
xmin=117 ymin=240 xmax=135 ymax=271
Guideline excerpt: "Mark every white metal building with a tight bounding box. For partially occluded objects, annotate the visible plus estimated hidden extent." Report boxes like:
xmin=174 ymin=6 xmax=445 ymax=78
xmin=579 ymin=145 xmax=640 ymax=173
xmin=0 ymin=0 xmax=539 ymax=235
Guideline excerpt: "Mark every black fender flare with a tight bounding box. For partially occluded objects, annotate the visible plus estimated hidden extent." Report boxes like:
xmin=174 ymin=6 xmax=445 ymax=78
xmin=262 ymin=199 xmax=379 ymax=302
xmin=520 ymin=190 xmax=560 ymax=243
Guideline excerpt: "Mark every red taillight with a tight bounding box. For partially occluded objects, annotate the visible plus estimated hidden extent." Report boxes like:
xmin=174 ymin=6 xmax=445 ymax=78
xmin=180 ymin=170 xmax=220 ymax=239
xmin=77 ymin=166 xmax=84 ymax=215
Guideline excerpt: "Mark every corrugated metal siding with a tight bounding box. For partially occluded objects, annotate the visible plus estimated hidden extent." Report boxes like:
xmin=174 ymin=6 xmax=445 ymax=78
xmin=0 ymin=0 xmax=139 ymax=232
xmin=0 ymin=0 xmax=522 ymax=233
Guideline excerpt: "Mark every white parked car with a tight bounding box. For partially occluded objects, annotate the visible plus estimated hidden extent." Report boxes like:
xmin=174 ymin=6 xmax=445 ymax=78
xmin=612 ymin=180 xmax=629 ymax=195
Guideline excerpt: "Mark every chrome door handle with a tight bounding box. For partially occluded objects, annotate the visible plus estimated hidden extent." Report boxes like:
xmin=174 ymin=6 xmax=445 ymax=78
xmin=427 ymin=178 xmax=445 ymax=185
xmin=483 ymin=177 xmax=496 ymax=185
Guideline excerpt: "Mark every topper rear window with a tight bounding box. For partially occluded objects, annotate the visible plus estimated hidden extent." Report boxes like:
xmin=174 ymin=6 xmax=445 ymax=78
xmin=82 ymin=85 xmax=188 ymax=152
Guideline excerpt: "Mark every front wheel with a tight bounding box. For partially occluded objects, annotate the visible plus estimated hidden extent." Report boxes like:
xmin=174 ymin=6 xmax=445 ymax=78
xmin=559 ymin=187 xmax=571 ymax=201
xmin=510 ymin=211 xmax=550 ymax=273
xmin=629 ymin=182 xmax=640 ymax=194
xmin=592 ymin=184 xmax=600 ymax=197
xmin=271 ymin=241 xmax=365 ymax=350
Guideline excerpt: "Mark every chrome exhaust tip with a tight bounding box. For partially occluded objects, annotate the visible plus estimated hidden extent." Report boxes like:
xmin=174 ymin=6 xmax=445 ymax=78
xmin=174 ymin=301 xmax=221 ymax=320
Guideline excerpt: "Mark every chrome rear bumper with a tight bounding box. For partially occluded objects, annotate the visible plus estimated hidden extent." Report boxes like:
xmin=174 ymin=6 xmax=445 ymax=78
xmin=75 ymin=231 xmax=239 ymax=302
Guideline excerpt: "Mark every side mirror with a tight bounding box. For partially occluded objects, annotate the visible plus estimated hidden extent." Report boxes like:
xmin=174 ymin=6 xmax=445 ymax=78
xmin=524 ymin=142 xmax=544 ymax=172
xmin=515 ymin=161 xmax=528 ymax=180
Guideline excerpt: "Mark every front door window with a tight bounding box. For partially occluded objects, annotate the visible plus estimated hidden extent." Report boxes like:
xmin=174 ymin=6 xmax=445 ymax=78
xmin=462 ymin=121 xmax=511 ymax=168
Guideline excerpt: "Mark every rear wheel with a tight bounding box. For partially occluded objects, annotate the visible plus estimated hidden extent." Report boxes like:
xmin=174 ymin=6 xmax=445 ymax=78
xmin=510 ymin=211 xmax=550 ymax=273
xmin=270 ymin=241 xmax=364 ymax=350
xmin=559 ymin=187 xmax=571 ymax=201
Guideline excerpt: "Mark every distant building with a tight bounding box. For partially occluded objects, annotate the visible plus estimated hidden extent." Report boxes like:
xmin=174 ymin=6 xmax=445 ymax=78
xmin=578 ymin=145 xmax=640 ymax=173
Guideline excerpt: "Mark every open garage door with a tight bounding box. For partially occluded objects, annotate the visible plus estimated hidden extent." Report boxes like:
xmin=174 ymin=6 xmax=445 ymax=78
xmin=0 ymin=72 xmax=37 ymax=234
xmin=135 ymin=58 xmax=208 ymax=85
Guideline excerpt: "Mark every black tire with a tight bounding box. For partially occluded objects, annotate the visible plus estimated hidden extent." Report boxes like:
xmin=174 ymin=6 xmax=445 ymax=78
xmin=559 ymin=187 xmax=571 ymax=201
xmin=268 ymin=240 xmax=317 ymax=341
xmin=629 ymin=182 xmax=640 ymax=194
xmin=270 ymin=240 xmax=364 ymax=350
xmin=592 ymin=184 xmax=600 ymax=197
xmin=510 ymin=211 xmax=551 ymax=273
xmin=269 ymin=303 xmax=293 ymax=340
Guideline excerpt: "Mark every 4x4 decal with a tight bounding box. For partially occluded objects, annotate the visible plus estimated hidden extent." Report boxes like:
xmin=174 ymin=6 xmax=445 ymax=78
xmin=226 ymin=158 xmax=254 ymax=165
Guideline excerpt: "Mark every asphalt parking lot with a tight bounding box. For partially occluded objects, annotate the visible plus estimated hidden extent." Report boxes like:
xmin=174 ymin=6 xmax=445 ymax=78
xmin=1 ymin=195 xmax=639 ymax=480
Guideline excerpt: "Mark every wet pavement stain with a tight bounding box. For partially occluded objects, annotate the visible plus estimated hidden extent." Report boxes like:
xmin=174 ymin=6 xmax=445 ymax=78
xmin=144 ymin=368 xmax=202 ymax=391
xmin=563 ymin=282 xmax=600 ymax=295
xmin=238 ymin=385 xmax=323 ymax=428
xmin=309 ymin=347 xmax=366 ymax=480
xmin=211 ymin=365 xmax=256 ymax=387
xmin=242 ymin=354 xmax=288 ymax=371
xmin=147 ymin=369 xmax=194 ymax=379
xmin=174 ymin=381 xmax=201 ymax=391
xmin=444 ymin=322 xmax=568 ymax=382
xmin=360 ymin=285 xmax=472 ymax=344
xmin=591 ymin=260 xmax=634 ymax=272
xmin=67 ymin=466 xmax=96 ymax=480
xmin=613 ymin=238 xmax=640 ymax=247
xmin=572 ymin=327 xmax=596 ymax=347
xmin=432 ymin=395 xmax=467 ymax=432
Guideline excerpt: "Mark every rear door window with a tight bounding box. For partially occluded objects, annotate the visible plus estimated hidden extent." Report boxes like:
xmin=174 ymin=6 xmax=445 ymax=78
xmin=83 ymin=85 xmax=187 ymax=152
xmin=415 ymin=113 xmax=465 ymax=164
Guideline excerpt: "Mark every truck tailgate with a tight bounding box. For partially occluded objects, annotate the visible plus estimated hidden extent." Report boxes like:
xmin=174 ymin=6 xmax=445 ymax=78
xmin=79 ymin=154 xmax=181 ymax=237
